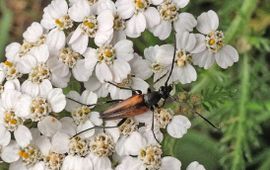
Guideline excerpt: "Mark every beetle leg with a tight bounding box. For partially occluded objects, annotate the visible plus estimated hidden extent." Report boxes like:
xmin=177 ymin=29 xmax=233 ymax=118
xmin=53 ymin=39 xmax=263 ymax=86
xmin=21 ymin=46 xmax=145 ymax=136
xmin=150 ymin=106 xmax=161 ymax=145
xmin=66 ymin=97 xmax=123 ymax=107
xmin=105 ymin=81 xmax=142 ymax=94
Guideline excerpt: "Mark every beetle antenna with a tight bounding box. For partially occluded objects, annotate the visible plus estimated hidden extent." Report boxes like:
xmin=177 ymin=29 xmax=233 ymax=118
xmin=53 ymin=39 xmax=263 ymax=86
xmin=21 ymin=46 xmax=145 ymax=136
xmin=72 ymin=125 xmax=119 ymax=138
xmin=168 ymin=96 xmax=220 ymax=130
xmin=165 ymin=32 xmax=177 ymax=87
xmin=66 ymin=97 xmax=123 ymax=107
xmin=194 ymin=112 xmax=220 ymax=130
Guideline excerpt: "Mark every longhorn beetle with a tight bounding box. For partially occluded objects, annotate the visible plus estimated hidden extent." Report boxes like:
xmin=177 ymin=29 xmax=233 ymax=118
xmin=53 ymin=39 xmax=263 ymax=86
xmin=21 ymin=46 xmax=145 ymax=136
xmin=70 ymin=34 xmax=219 ymax=142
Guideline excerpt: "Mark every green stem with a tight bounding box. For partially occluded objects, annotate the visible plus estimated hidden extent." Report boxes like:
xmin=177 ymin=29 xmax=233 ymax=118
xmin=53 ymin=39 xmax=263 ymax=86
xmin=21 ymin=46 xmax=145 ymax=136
xmin=224 ymin=0 xmax=258 ymax=43
xmin=231 ymin=54 xmax=249 ymax=170
xmin=0 ymin=0 xmax=13 ymax=59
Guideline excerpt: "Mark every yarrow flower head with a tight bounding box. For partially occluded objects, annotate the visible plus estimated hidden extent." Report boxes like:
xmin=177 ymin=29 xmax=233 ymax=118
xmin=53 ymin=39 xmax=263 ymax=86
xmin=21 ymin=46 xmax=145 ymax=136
xmin=0 ymin=0 xmax=239 ymax=169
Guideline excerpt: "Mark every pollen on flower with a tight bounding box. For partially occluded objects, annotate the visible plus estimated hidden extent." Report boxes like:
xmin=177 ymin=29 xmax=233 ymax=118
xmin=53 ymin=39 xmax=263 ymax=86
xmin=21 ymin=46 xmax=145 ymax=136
xmin=72 ymin=106 xmax=91 ymax=124
xmin=98 ymin=45 xmax=116 ymax=65
xmin=18 ymin=145 xmax=42 ymax=166
xmin=119 ymin=118 xmax=138 ymax=136
xmin=30 ymin=97 xmax=51 ymax=122
xmin=69 ymin=136 xmax=90 ymax=157
xmin=134 ymin=0 xmax=149 ymax=12
xmin=206 ymin=31 xmax=224 ymax=53
xmin=59 ymin=48 xmax=81 ymax=68
xmin=2 ymin=60 xmax=22 ymax=80
xmin=55 ymin=15 xmax=73 ymax=30
xmin=114 ymin=15 xmax=125 ymax=31
xmin=89 ymin=133 xmax=115 ymax=157
xmin=44 ymin=152 xmax=65 ymax=170
xmin=29 ymin=63 xmax=50 ymax=84
xmin=19 ymin=41 xmax=34 ymax=57
xmin=176 ymin=50 xmax=192 ymax=67
xmin=138 ymin=145 xmax=162 ymax=170
xmin=81 ymin=16 xmax=98 ymax=37
xmin=154 ymin=108 xmax=173 ymax=128
xmin=158 ymin=0 xmax=178 ymax=21
xmin=88 ymin=0 xmax=98 ymax=5
xmin=151 ymin=63 xmax=163 ymax=73
xmin=4 ymin=110 xmax=23 ymax=131
xmin=117 ymin=74 xmax=133 ymax=88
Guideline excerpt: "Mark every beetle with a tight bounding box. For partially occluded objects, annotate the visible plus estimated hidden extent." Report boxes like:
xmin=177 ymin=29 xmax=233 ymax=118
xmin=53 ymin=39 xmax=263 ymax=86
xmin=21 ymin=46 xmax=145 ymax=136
xmin=71 ymin=37 xmax=218 ymax=140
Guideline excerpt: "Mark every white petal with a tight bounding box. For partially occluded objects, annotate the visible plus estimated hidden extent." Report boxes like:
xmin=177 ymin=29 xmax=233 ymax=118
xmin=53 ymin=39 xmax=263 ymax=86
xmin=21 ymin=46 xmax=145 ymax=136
xmin=90 ymin=111 xmax=103 ymax=126
xmin=81 ymin=90 xmax=98 ymax=106
xmin=160 ymin=156 xmax=181 ymax=170
xmin=125 ymin=13 xmax=146 ymax=38
xmin=115 ymin=156 xmax=144 ymax=170
xmin=124 ymin=132 xmax=147 ymax=155
xmin=132 ymin=77 xmax=149 ymax=94
xmin=95 ymin=62 xmax=113 ymax=83
xmin=17 ymin=54 xmax=37 ymax=74
xmin=105 ymin=121 xmax=120 ymax=143
xmin=38 ymin=116 xmax=62 ymax=137
xmin=62 ymin=155 xmax=93 ymax=170
xmin=84 ymin=48 xmax=98 ymax=69
xmin=5 ymin=42 xmax=20 ymax=61
xmin=48 ymin=88 xmax=66 ymax=113
xmin=150 ymin=20 xmax=172 ymax=40
xmin=83 ymin=76 xmax=102 ymax=91
xmin=114 ymin=39 xmax=134 ymax=61
xmin=14 ymin=125 xmax=32 ymax=147
xmin=73 ymin=59 xmax=93 ymax=82
xmin=172 ymin=0 xmax=189 ymax=8
xmin=70 ymin=29 xmax=89 ymax=54
xmin=130 ymin=54 xmax=153 ymax=80
xmin=1 ymin=141 xmax=20 ymax=163
xmin=167 ymin=115 xmax=191 ymax=138
xmin=172 ymin=64 xmax=197 ymax=84
xmin=1 ymin=90 xmax=21 ymax=109
xmin=77 ymin=120 xmax=95 ymax=139
xmin=46 ymin=29 xmax=66 ymax=55
xmin=68 ymin=0 xmax=91 ymax=22
xmin=115 ymin=0 xmax=135 ymax=19
xmin=59 ymin=117 xmax=77 ymax=137
xmin=35 ymin=136 xmax=51 ymax=156
xmin=192 ymin=50 xmax=215 ymax=69
xmin=112 ymin=59 xmax=131 ymax=83
xmin=30 ymin=44 xmax=49 ymax=63
xmin=215 ymin=45 xmax=239 ymax=69
xmin=39 ymin=79 xmax=53 ymax=98
xmin=186 ymin=161 xmax=206 ymax=170
xmin=176 ymin=31 xmax=196 ymax=52
xmin=197 ymin=10 xmax=219 ymax=34
xmin=15 ymin=94 xmax=32 ymax=118
xmin=89 ymin=154 xmax=112 ymax=170
xmin=191 ymin=34 xmax=206 ymax=54
xmin=174 ymin=12 xmax=197 ymax=33
xmin=51 ymin=132 xmax=70 ymax=154
xmin=144 ymin=7 xmax=160 ymax=28
xmin=23 ymin=22 xmax=44 ymax=43
xmin=0 ymin=125 xmax=11 ymax=146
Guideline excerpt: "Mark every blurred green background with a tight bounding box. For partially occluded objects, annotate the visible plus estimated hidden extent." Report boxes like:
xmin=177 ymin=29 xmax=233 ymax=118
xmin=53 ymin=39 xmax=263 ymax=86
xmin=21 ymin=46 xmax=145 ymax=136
xmin=0 ymin=0 xmax=270 ymax=169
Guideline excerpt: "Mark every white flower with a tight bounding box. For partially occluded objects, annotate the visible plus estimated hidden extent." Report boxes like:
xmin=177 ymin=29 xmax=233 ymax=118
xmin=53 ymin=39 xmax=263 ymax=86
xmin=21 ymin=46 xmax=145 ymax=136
xmin=144 ymin=44 xmax=174 ymax=88
xmin=52 ymin=47 xmax=93 ymax=82
xmin=41 ymin=0 xmax=72 ymax=55
xmin=84 ymin=75 xmax=110 ymax=98
xmin=150 ymin=0 xmax=196 ymax=40
xmin=186 ymin=161 xmax=206 ymax=170
xmin=171 ymin=31 xmax=206 ymax=84
xmin=193 ymin=10 xmax=239 ymax=69
xmin=68 ymin=3 xmax=114 ymax=53
xmin=66 ymin=90 xmax=101 ymax=127
xmin=107 ymin=55 xmax=151 ymax=99
xmin=0 ymin=60 xmax=22 ymax=82
xmin=5 ymin=23 xmax=47 ymax=62
xmin=85 ymin=39 xmax=134 ymax=83
xmin=116 ymin=132 xmax=181 ymax=170
xmin=116 ymin=0 xmax=161 ymax=38
xmin=0 ymin=90 xmax=32 ymax=148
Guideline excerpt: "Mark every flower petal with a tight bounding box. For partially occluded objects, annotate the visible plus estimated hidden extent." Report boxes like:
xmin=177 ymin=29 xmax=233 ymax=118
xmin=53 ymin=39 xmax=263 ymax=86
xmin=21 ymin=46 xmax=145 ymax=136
xmin=167 ymin=115 xmax=191 ymax=138
xmin=14 ymin=125 xmax=32 ymax=147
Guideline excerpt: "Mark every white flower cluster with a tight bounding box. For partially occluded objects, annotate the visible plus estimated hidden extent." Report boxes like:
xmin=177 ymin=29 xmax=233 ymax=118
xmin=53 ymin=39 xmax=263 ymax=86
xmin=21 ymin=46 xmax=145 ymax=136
xmin=0 ymin=0 xmax=239 ymax=169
